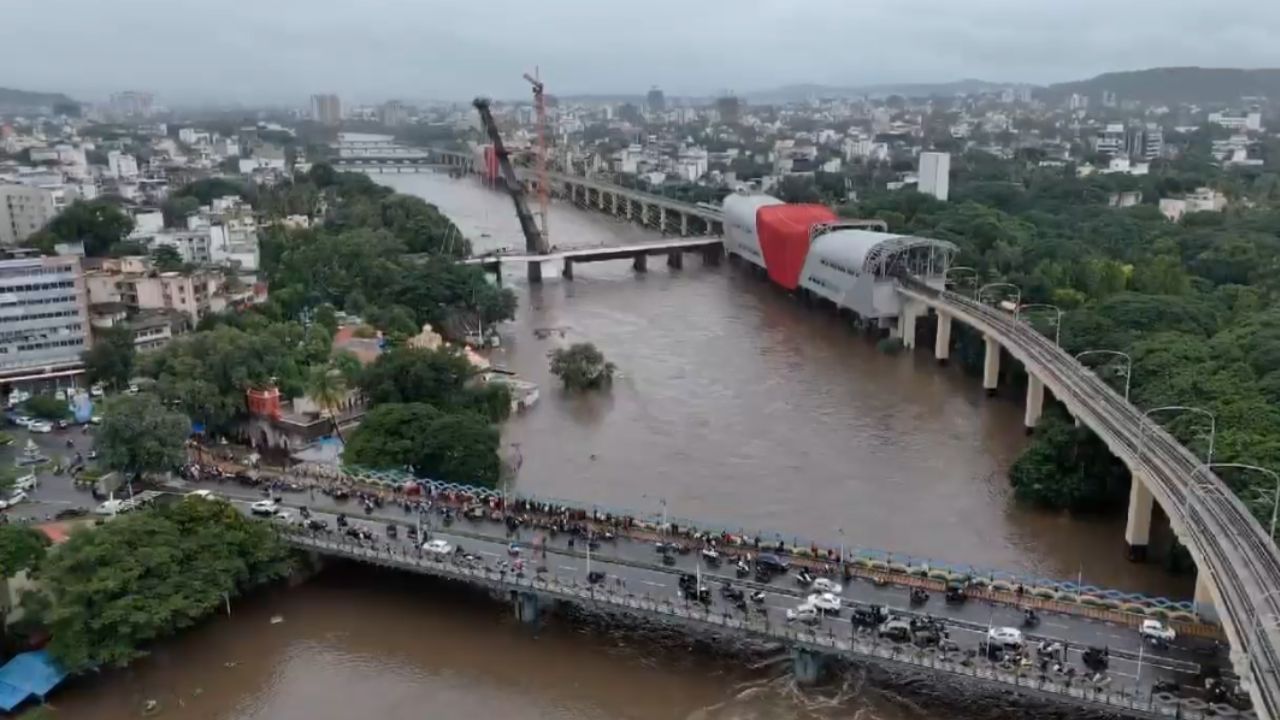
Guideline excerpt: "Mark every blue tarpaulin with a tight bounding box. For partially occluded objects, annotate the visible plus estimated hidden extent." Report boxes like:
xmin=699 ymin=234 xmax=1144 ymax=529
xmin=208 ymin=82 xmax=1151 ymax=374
xmin=0 ymin=650 xmax=67 ymax=712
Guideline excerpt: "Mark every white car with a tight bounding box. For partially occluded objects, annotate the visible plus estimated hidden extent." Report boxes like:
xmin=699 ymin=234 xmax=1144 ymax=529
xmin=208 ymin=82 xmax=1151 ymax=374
xmin=786 ymin=603 xmax=821 ymax=623
xmin=250 ymin=499 xmax=280 ymax=516
xmin=272 ymin=509 xmax=297 ymax=524
xmin=186 ymin=489 xmax=215 ymax=500
xmin=810 ymin=578 xmax=842 ymax=595
xmin=27 ymin=421 xmax=53 ymax=434
xmin=93 ymin=498 xmax=128 ymax=516
xmin=422 ymin=539 xmax=454 ymax=556
xmin=90 ymin=385 xmax=105 ymax=398
xmin=987 ymin=626 xmax=1024 ymax=647
xmin=0 ymin=491 xmax=28 ymax=510
xmin=12 ymin=473 xmax=37 ymax=492
xmin=53 ymin=389 xmax=66 ymax=401
xmin=12 ymin=415 xmax=33 ymax=428
xmin=1140 ymin=619 xmax=1176 ymax=643
xmin=806 ymin=592 xmax=842 ymax=613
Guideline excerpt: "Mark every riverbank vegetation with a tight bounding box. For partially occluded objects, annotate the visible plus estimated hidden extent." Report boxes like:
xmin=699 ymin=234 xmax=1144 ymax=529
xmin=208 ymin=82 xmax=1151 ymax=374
xmin=12 ymin=500 xmax=292 ymax=672
xmin=549 ymin=343 xmax=616 ymax=391
xmin=843 ymin=140 xmax=1280 ymax=528
xmin=131 ymin=163 xmax=514 ymax=486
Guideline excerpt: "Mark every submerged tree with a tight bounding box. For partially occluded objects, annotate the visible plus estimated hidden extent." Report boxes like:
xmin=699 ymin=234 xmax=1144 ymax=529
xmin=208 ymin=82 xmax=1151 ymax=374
xmin=548 ymin=343 xmax=616 ymax=391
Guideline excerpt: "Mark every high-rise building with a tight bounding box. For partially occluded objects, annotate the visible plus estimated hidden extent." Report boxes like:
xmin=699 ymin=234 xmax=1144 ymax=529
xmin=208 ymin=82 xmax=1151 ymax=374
xmin=646 ymin=86 xmax=666 ymax=114
xmin=0 ymin=184 xmax=58 ymax=246
xmin=310 ymin=94 xmax=342 ymax=126
xmin=0 ymin=255 xmax=92 ymax=382
xmin=379 ymin=100 xmax=411 ymax=128
xmin=1126 ymin=123 xmax=1164 ymax=160
xmin=715 ymin=95 xmax=741 ymax=124
xmin=917 ymin=152 xmax=951 ymax=202
xmin=109 ymin=91 xmax=154 ymax=118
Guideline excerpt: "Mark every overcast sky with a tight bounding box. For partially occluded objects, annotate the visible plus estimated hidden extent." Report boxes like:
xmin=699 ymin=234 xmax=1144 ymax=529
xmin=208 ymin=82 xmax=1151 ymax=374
xmin=2 ymin=0 xmax=1279 ymax=106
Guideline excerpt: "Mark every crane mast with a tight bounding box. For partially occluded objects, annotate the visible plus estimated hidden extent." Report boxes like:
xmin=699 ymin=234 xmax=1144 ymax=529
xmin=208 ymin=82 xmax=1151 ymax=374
xmin=472 ymin=97 xmax=549 ymax=282
xmin=522 ymin=69 xmax=550 ymax=246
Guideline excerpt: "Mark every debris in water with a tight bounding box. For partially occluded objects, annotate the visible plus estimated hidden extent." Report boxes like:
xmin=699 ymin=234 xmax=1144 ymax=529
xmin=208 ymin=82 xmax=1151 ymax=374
xmin=270 ymin=615 xmax=284 ymax=624
xmin=224 ymin=661 xmax=237 ymax=668
xmin=142 ymin=699 xmax=160 ymax=715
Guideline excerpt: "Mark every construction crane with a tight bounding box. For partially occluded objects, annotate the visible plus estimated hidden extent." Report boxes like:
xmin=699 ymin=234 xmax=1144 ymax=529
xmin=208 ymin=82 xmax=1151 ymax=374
xmin=472 ymin=96 xmax=549 ymax=282
xmin=523 ymin=68 xmax=550 ymax=247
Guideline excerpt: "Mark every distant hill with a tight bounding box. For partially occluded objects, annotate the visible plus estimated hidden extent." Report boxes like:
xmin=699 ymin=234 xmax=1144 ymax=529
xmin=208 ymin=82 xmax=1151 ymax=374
xmin=0 ymin=86 xmax=77 ymax=112
xmin=745 ymin=79 xmax=1018 ymax=103
xmin=1044 ymin=67 xmax=1280 ymax=106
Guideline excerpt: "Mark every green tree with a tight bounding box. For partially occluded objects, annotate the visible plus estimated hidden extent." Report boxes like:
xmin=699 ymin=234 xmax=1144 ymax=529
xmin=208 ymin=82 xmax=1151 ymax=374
xmin=22 ymin=394 xmax=69 ymax=421
xmin=24 ymin=199 xmax=134 ymax=256
xmin=0 ymin=525 xmax=49 ymax=576
xmin=305 ymin=364 xmax=348 ymax=442
xmin=150 ymin=244 xmax=184 ymax=271
xmin=1009 ymin=411 xmax=1132 ymax=511
xmin=343 ymin=403 xmax=501 ymax=486
xmin=83 ymin=325 xmax=136 ymax=391
xmin=549 ymin=343 xmax=616 ymax=390
xmin=97 ymin=394 xmax=189 ymax=481
xmin=35 ymin=499 xmax=291 ymax=671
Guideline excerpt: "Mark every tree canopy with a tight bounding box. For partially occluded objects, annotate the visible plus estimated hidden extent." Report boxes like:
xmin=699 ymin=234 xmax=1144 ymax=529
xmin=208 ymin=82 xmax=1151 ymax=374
xmin=343 ymin=403 xmax=501 ymax=486
xmin=96 ymin=394 xmax=189 ymax=479
xmin=0 ymin=525 xmax=50 ymax=576
xmin=549 ymin=343 xmax=616 ymax=391
xmin=82 ymin=325 xmax=136 ymax=391
xmin=24 ymin=199 xmax=133 ymax=256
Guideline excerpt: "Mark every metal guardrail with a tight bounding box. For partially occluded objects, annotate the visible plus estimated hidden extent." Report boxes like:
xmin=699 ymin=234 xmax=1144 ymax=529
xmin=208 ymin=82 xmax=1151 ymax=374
xmin=897 ymin=276 xmax=1280 ymax=720
xmin=282 ymin=528 xmax=1246 ymax=720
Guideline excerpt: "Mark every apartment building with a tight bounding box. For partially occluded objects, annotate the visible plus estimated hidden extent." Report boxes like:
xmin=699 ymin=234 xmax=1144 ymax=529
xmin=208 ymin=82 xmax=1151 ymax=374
xmin=0 ymin=184 xmax=58 ymax=246
xmin=0 ymin=255 xmax=92 ymax=382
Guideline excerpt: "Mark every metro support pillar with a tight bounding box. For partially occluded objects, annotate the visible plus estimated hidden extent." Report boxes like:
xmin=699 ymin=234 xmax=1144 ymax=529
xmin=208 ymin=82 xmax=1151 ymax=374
xmin=680 ymin=213 xmax=689 ymax=237
xmin=982 ymin=335 xmax=1001 ymax=395
xmin=528 ymin=260 xmax=543 ymax=284
xmin=1194 ymin=573 xmax=1218 ymax=623
xmin=791 ymin=647 xmax=827 ymax=685
xmin=562 ymin=258 xmax=574 ymax=280
xmin=611 ymin=192 xmax=619 ymax=215
xmin=934 ymin=311 xmax=952 ymax=364
xmin=513 ymin=590 xmax=541 ymax=626
xmin=1124 ymin=475 xmax=1155 ymax=561
xmin=633 ymin=253 xmax=648 ymax=273
xmin=1024 ymin=374 xmax=1045 ymax=432
xmin=667 ymin=251 xmax=683 ymax=269
xmin=658 ymin=207 xmax=667 ymax=233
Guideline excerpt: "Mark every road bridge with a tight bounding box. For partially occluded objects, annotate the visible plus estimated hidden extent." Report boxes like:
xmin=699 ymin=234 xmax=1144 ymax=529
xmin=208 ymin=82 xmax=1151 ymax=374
xmin=465 ymin=238 xmax=724 ymax=280
xmin=894 ymin=277 xmax=1280 ymax=720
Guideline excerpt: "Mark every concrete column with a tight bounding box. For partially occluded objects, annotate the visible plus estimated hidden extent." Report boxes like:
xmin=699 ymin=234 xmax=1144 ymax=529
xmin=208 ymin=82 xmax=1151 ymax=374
xmin=1124 ymin=476 xmax=1154 ymax=561
xmin=1194 ymin=574 xmax=1218 ymax=622
xmin=611 ymin=192 xmax=619 ymax=215
xmin=659 ymin=207 xmax=667 ymax=232
xmin=598 ymin=190 xmax=607 ymax=210
xmin=562 ymin=259 xmax=574 ymax=280
xmin=900 ymin=310 xmax=918 ymax=349
xmin=791 ymin=648 xmax=826 ymax=685
xmin=633 ymin=253 xmax=648 ymax=273
xmin=935 ymin=311 xmax=952 ymax=363
xmin=514 ymin=590 xmax=541 ymax=626
xmin=667 ymin=251 xmax=683 ymax=269
xmin=680 ymin=214 xmax=689 ymax=236
xmin=527 ymin=260 xmax=542 ymax=284
xmin=983 ymin=336 xmax=1001 ymax=395
xmin=1024 ymin=374 xmax=1045 ymax=431
xmin=626 ymin=199 xmax=633 ymax=219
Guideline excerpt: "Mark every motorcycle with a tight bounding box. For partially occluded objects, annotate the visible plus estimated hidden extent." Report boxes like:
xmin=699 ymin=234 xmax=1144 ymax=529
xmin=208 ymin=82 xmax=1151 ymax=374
xmin=1022 ymin=609 xmax=1040 ymax=628
xmin=735 ymin=560 xmax=750 ymax=578
xmin=909 ymin=588 xmax=930 ymax=606
xmin=796 ymin=569 xmax=814 ymax=587
xmin=750 ymin=590 xmax=766 ymax=604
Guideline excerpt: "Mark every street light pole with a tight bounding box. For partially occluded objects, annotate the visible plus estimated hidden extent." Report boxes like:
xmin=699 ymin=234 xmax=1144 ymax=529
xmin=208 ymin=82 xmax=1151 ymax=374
xmin=1140 ymin=405 xmax=1216 ymax=466
xmin=1016 ymin=303 xmax=1063 ymax=345
xmin=976 ymin=282 xmax=1021 ymax=310
xmin=1075 ymin=350 xmax=1132 ymax=402
xmin=944 ymin=266 xmax=979 ymax=298
xmin=838 ymin=527 xmax=845 ymax=577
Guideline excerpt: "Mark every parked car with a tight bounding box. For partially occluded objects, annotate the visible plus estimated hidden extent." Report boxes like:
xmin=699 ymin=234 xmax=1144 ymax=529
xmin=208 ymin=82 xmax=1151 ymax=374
xmin=1140 ymin=619 xmax=1176 ymax=643
xmin=12 ymin=473 xmax=37 ymax=492
xmin=90 ymin=385 xmax=105 ymax=398
xmin=806 ymin=592 xmax=841 ymax=614
xmin=423 ymin=539 xmax=454 ymax=556
xmin=185 ymin=489 xmax=215 ymax=500
xmin=986 ymin=626 xmax=1024 ymax=648
xmin=878 ymin=618 xmax=913 ymax=642
xmin=54 ymin=507 xmax=89 ymax=520
xmin=272 ymin=509 xmax=297 ymax=524
xmin=28 ymin=421 xmax=53 ymax=434
xmin=250 ymin=499 xmax=280 ymax=516
xmin=0 ymin=491 xmax=28 ymax=510
xmin=10 ymin=415 xmax=33 ymax=428
xmin=93 ymin=498 xmax=128 ymax=516
xmin=786 ymin=603 xmax=821 ymax=624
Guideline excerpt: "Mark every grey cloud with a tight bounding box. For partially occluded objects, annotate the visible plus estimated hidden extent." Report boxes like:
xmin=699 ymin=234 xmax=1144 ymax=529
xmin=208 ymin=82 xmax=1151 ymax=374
xmin=1 ymin=0 xmax=1279 ymax=104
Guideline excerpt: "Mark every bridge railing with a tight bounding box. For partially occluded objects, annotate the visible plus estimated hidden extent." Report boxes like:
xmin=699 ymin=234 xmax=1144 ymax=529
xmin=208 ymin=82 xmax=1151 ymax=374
xmin=282 ymin=528 xmax=1233 ymax=719
xmin=898 ymin=275 xmax=1280 ymax=720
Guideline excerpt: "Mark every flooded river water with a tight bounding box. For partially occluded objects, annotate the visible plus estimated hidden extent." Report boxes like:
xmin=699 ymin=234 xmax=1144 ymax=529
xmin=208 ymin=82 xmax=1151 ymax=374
xmin=57 ymin=171 xmax=1191 ymax=720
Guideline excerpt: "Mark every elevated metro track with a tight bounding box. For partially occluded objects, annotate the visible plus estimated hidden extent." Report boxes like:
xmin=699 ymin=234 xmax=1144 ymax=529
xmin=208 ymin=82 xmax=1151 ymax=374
xmin=898 ymin=277 xmax=1280 ymax=720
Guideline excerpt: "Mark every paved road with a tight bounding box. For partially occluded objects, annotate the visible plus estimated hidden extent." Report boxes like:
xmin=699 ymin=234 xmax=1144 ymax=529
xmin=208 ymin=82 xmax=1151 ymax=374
xmin=180 ymin=483 xmax=1224 ymax=699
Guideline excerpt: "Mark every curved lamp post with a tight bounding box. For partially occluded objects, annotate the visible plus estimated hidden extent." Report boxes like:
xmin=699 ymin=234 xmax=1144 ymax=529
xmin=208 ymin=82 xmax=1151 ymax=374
xmin=1140 ymin=405 xmax=1216 ymax=467
xmin=944 ymin=266 xmax=979 ymax=297
xmin=1016 ymin=303 xmax=1064 ymax=346
xmin=1075 ymin=350 xmax=1133 ymax=402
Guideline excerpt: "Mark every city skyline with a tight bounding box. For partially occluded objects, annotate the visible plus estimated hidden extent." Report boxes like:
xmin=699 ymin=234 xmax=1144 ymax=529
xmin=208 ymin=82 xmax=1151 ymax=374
xmin=2 ymin=0 xmax=1280 ymax=105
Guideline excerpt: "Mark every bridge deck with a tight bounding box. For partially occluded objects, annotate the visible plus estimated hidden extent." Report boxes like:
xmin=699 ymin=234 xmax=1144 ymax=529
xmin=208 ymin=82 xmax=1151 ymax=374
xmin=465 ymin=239 xmax=722 ymax=265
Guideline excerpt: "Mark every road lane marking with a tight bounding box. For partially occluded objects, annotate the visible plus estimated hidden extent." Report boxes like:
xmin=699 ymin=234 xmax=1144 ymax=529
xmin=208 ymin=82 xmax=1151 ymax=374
xmin=641 ymin=580 xmax=666 ymax=588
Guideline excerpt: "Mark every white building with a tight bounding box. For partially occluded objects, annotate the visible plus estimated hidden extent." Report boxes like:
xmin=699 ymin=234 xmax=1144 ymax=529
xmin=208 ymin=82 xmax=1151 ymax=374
xmin=917 ymin=152 xmax=950 ymax=201
xmin=1094 ymin=124 xmax=1126 ymax=156
xmin=177 ymin=128 xmax=212 ymax=145
xmin=1158 ymin=188 xmax=1227 ymax=222
xmin=107 ymin=151 xmax=139 ymax=179
xmin=0 ymin=184 xmax=58 ymax=246
xmin=0 ymin=255 xmax=92 ymax=383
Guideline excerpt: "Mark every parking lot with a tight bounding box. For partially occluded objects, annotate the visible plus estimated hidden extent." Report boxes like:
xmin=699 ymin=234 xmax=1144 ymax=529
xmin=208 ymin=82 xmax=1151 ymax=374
xmin=0 ymin=417 xmax=105 ymax=521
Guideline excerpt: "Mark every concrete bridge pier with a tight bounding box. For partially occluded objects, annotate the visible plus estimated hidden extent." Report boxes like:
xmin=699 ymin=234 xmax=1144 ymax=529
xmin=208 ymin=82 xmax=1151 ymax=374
xmin=935 ymin=311 xmax=952 ymax=364
xmin=1194 ymin=574 xmax=1219 ymax=623
xmin=513 ymin=590 xmax=542 ymax=626
xmin=896 ymin=301 xmax=924 ymax=349
xmin=680 ymin=214 xmax=689 ymax=237
xmin=598 ymin=190 xmax=607 ymax=210
xmin=625 ymin=199 xmax=633 ymax=220
xmin=528 ymin=260 xmax=543 ymax=284
xmin=702 ymin=244 xmax=722 ymax=266
xmin=1124 ymin=475 xmax=1154 ymax=561
xmin=633 ymin=253 xmax=648 ymax=273
xmin=659 ymin=207 xmax=668 ymax=233
xmin=667 ymin=251 xmax=683 ymax=269
xmin=983 ymin=336 xmax=1001 ymax=395
xmin=562 ymin=259 xmax=574 ymax=280
xmin=791 ymin=647 xmax=827 ymax=685
xmin=1024 ymin=374 xmax=1045 ymax=432
xmin=611 ymin=192 xmax=619 ymax=215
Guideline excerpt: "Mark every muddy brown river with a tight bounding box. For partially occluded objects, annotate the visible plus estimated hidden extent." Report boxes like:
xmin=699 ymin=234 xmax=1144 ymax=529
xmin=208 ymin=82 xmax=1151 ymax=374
xmin=56 ymin=172 xmax=1191 ymax=720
